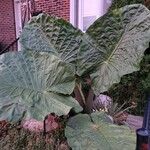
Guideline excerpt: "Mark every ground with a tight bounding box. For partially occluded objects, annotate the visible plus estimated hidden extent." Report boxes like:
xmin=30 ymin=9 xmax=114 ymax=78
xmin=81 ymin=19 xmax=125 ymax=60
xmin=0 ymin=120 xmax=69 ymax=150
xmin=0 ymin=113 xmax=143 ymax=150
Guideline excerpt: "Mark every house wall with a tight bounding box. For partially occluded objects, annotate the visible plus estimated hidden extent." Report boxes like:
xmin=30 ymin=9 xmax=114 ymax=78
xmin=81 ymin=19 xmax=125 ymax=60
xmin=35 ymin=0 xmax=70 ymax=21
xmin=0 ymin=0 xmax=16 ymax=47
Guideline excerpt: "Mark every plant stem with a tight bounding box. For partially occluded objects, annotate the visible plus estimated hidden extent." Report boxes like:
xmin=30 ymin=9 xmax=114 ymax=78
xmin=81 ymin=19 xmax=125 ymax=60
xmin=77 ymin=83 xmax=86 ymax=105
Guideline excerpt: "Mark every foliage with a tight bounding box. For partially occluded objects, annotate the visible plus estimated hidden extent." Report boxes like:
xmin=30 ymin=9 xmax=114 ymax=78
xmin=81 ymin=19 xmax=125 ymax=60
xmin=112 ymin=0 xmax=150 ymax=10
xmin=86 ymin=4 xmax=150 ymax=94
xmin=107 ymin=0 xmax=150 ymax=118
xmin=111 ymin=0 xmax=143 ymax=10
xmin=0 ymin=2 xmax=150 ymax=150
xmin=143 ymin=72 xmax=150 ymax=92
xmin=0 ymin=51 xmax=81 ymax=122
xmin=108 ymin=54 xmax=150 ymax=116
xmin=65 ymin=112 xmax=136 ymax=150
xmin=21 ymin=5 xmax=150 ymax=95
xmin=0 ymin=41 xmax=6 ymax=54
xmin=0 ymin=42 xmax=3 ymax=51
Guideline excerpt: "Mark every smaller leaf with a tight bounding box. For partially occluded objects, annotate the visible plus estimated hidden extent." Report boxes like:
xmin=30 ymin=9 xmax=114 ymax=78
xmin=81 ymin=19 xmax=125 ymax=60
xmin=65 ymin=112 xmax=136 ymax=150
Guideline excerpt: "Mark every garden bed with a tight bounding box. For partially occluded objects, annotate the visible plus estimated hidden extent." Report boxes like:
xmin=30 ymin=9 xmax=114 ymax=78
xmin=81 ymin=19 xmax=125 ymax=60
xmin=0 ymin=113 xmax=143 ymax=150
xmin=0 ymin=120 xmax=69 ymax=150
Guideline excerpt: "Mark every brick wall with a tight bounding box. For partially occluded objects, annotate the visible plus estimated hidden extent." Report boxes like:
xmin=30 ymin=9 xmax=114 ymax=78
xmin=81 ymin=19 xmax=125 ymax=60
xmin=0 ymin=0 xmax=16 ymax=47
xmin=35 ymin=0 xmax=70 ymax=21
xmin=0 ymin=0 xmax=70 ymax=51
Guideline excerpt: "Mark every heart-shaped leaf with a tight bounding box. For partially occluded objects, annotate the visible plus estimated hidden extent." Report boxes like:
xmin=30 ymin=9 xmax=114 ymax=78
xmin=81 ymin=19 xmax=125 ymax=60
xmin=20 ymin=13 xmax=105 ymax=76
xmin=86 ymin=4 xmax=150 ymax=93
xmin=0 ymin=51 xmax=82 ymax=122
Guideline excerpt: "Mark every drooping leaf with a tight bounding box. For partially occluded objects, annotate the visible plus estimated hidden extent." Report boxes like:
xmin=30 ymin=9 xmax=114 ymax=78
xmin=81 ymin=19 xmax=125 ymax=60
xmin=65 ymin=112 xmax=136 ymax=150
xmin=20 ymin=13 xmax=105 ymax=76
xmin=0 ymin=51 xmax=82 ymax=122
xmin=86 ymin=4 xmax=150 ymax=93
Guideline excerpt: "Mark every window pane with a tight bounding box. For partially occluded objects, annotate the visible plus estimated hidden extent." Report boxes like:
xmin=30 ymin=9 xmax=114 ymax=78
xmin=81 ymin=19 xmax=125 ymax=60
xmin=82 ymin=0 xmax=111 ymax=31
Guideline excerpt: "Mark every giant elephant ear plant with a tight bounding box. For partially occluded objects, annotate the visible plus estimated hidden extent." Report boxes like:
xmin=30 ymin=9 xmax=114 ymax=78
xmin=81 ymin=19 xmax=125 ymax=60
xmin=0 ymin=3 xmax=150 ymax=149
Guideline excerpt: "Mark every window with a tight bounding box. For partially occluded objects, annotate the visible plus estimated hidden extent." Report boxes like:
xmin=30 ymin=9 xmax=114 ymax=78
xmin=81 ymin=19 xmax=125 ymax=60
xmin=70 ymin=0 xmax=112 ymax=31
xmin=14 ymin=0 xmax=22 ymax=51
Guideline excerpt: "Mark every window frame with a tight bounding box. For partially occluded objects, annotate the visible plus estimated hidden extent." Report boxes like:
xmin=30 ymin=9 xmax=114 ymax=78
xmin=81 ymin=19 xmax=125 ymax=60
xmin=70 ymin=0 xmax=112 ymax=31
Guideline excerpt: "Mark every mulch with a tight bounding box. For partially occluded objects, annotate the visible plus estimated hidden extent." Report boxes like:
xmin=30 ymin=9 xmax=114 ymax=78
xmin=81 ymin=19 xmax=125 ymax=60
xmin=0 ymin=120 xmax=69 ymax=150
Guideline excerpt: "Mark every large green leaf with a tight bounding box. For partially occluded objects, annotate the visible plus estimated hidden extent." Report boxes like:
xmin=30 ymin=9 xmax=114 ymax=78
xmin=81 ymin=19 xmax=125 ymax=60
xmin=20 ymin=14 xmax=82 ymax=64
xmin=20 ymin=13 xmax=105 ymax=76
xmin=20 ymin=5 xmax=150 ymax=94
xmin=86 ymin=4 xmax=150 ymax=93
xmin=65 ymin=112 xmax=136 ymax=150
xmin=0 ymin=51 xmax=82 ymax=122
